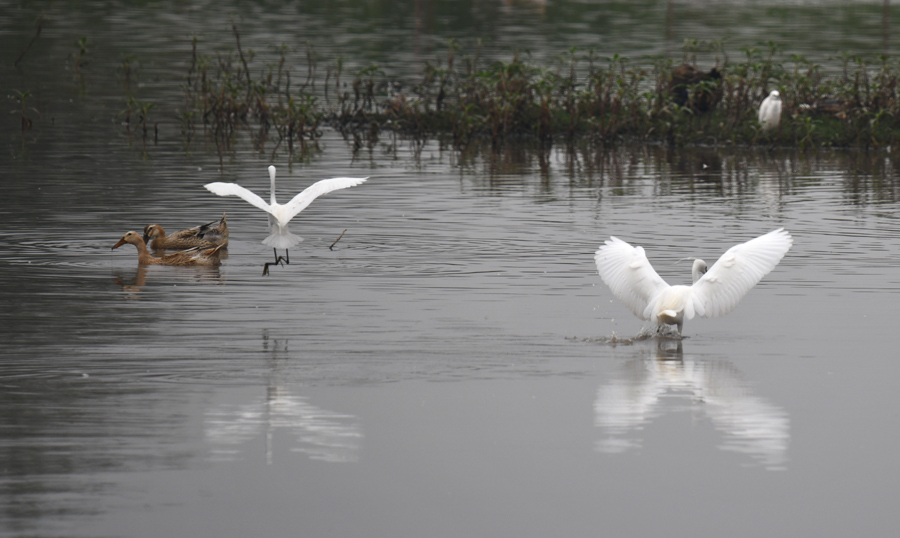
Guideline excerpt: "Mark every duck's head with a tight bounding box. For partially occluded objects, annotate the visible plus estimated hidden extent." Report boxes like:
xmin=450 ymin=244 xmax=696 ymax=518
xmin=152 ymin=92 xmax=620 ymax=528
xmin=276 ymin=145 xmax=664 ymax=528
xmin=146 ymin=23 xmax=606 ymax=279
xmin=113 ymin=231 xmax=143 ymax=250
xmin=142 ymin=224 xmax=164 ymax=244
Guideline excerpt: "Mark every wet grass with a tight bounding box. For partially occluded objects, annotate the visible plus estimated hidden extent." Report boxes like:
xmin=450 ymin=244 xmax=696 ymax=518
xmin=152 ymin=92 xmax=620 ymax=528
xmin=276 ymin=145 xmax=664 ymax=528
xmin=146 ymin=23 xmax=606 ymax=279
xmin=178 ymin=29 xmax=900 ymax=157
xmin=180 ymin=24 xmax=324 ymax=165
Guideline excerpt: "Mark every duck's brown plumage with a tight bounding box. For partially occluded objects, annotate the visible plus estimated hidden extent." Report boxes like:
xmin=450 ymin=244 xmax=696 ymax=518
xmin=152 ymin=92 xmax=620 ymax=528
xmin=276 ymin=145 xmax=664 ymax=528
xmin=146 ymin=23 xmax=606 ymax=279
xmin=113 ymin=231 xmax=225 ymax=266
xmin=668 ymin=64 xmax=722 ymax=113
xmin=143 ymin=214 xmax=228 ymax=250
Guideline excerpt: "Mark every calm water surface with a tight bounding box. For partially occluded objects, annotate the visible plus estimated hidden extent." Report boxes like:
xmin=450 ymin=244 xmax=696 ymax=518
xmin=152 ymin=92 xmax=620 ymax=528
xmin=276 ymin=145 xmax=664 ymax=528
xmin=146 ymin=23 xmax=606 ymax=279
xmin=3 ymin=2 xmax=900 ymax=538
xmin=3 ymin=134 xmax=900 ymax=537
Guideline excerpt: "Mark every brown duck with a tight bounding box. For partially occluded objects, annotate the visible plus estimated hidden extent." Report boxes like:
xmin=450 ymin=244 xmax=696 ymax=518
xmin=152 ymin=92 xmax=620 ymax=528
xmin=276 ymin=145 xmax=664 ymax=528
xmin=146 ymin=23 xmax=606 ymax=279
xmin=143 ymin=214 xmax=228 ymax=250
xmin=113 ymin=231 xmax=226 ymax=266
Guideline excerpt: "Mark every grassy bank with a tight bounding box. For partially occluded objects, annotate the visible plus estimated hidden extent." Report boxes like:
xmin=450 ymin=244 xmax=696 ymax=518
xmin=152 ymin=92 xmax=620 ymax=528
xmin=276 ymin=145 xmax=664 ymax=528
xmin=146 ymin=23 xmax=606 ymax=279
xmin=179 ymin=30 xmax=900 ymax=157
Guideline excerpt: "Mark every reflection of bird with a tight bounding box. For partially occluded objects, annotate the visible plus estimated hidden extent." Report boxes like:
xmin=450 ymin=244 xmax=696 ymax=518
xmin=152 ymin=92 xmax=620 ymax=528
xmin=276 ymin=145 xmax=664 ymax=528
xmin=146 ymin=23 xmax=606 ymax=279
xmin=143 ymin=214 xmax=228 ymax=250
xmin=205 ymin=166 xmax=367 ymax=275
xmin=112 ymin=231 xmax=226 ymax=266
xmin=758 ymin=90 xmax=782 ymax=132
xmin=594 ymin=228 xmax=792 ymax=335
xmin=594 ymin=356 xmax=790 ymax=470
xmin=206 ymin=386 xmax=362 ymax=464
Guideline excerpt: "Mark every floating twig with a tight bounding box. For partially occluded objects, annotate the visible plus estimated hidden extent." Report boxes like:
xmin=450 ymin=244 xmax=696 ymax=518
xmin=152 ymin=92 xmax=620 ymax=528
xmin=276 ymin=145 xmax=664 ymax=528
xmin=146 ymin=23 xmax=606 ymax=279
xmin=329 ymin=229 xmax=347 ymax=250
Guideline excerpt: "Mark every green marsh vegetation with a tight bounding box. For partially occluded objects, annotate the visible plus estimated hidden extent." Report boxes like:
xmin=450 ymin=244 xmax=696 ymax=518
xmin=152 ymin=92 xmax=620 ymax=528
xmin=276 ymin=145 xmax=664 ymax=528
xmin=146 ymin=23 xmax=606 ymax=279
xmin=177 ymin=29 xmax=900 ymax=160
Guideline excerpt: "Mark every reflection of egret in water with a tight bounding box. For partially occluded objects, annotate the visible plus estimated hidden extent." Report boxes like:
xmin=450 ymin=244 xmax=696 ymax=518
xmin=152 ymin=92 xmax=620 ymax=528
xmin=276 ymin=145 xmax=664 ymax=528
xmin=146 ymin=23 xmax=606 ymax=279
xmin=594 ymin=341 xmax=789 ymax=470
xmin=205 ymin=333 xmax=361 ymax=464
xmin=206 ymin=386 xmax=362 ymax=464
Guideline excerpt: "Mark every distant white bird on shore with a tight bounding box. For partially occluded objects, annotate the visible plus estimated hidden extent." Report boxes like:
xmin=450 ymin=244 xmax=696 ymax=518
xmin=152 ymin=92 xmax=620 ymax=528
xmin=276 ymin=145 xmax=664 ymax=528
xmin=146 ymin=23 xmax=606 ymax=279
xmin=594 ymin=228 xmax=792 ymax=335
xmin=758 ymin=90 xmax=782 ymax=132
xmin=205 ymin=166 xmax=367 ymax=275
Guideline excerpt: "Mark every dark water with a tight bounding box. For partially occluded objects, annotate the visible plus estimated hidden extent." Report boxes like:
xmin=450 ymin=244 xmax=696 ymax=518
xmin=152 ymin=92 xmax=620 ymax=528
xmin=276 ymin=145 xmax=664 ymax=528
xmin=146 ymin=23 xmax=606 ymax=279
xmin=3 ymin=2 xmax=900 ymax=538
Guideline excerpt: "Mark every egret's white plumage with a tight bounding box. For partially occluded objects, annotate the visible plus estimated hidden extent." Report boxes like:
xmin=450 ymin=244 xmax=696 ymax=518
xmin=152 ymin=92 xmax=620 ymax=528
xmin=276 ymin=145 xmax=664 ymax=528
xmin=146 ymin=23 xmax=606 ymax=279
xmin=758 ymin=90 xmax=782 ymax=132
xmin=205 ymin=166 xmax=367 ymax=250
xmin=594 ymin=228 xmax=792 ymax=335
xmin=205 ymin=166 xmax=367 ymax=275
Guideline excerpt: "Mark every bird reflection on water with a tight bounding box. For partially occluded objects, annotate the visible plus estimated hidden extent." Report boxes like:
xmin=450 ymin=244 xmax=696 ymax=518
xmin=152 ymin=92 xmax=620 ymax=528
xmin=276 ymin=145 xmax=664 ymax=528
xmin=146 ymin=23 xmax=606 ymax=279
xmin=594 ymin=340 xmax=790 ymax=470
xmin=205 ymin=332 xmax=362 ymax=464
xmin=112 ymin=266 xmax=223 ymax=296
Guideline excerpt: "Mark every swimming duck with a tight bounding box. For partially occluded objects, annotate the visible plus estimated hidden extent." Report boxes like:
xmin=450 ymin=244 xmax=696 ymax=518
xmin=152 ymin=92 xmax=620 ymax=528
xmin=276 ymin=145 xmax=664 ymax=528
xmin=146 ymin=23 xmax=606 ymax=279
xmin=113 ymin=231 xmax=226 ymax=266
xmin=143 ymin=214 xmax=228 ymax=250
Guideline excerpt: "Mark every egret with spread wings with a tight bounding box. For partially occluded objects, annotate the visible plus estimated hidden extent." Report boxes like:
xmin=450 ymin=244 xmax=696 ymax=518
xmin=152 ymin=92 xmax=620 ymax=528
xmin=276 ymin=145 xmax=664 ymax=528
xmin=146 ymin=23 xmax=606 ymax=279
xmin=594 ymin=228 xmax=792 ymax=335
xmin=205 ymin=166 xmax=367 ymax=275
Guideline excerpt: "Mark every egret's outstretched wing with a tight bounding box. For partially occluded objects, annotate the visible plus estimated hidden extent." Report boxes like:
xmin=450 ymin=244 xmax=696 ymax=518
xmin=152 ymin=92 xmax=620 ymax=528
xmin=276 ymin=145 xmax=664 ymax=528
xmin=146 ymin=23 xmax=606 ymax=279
xmin=283 ymin=177 xmax=368 ymax=221
xmin=595 ymin=237 xmax=670 ymax=320
xmin=205 ymin=182 xmax=273 ymax=215
xmin=690 ymin=228 xmax=792 ymax=318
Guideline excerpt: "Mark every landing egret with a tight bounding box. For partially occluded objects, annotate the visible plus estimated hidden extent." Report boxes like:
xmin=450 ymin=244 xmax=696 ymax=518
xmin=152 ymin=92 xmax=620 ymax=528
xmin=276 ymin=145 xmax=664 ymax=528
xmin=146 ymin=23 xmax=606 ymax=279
xmin=205 ymin=166 xmax=367 ymax=275
xmin=758 ymin=90 xmax=782 ymax=132
xmin=594 ymin=228 xmax=792 ymax=335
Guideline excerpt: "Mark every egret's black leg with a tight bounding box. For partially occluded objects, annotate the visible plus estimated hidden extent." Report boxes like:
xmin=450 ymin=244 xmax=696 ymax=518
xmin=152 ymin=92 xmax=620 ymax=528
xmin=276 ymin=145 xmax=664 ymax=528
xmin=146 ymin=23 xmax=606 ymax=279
xmin=262 ymin=259 xmax=284 ymax=276
xmin=272 ymin=248 xmax=290 ymax=265
xmin=271 ymin=249 xmax=289 ymax=265
xmin=263 ymin=248 xmax=287 ymax=276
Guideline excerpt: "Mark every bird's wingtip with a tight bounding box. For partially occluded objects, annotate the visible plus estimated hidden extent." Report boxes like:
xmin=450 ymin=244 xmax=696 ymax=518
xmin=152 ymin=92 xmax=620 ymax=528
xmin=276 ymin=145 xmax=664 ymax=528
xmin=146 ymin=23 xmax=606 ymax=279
xmin=772 ymin=227 xmax=793 ymax=242
xmin=204 ymin=182 xmax=234 ymax=195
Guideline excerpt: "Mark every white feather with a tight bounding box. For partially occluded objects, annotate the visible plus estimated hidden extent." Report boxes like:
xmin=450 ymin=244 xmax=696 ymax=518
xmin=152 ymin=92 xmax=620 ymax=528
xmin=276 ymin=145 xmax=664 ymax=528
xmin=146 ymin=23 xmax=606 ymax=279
xmin=690 ymin=228 xmax=793 ymax=319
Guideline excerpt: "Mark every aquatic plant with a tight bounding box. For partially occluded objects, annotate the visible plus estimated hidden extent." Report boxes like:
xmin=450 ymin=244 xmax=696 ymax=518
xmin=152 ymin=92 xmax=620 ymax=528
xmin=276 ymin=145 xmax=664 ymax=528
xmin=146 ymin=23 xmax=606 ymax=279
xmin=170 ymin=27 xmax=900 ymax=158
xmin=180 ymin=25 xmax=328 ymax=165
xmin=12 ymin=90 xmax=36 ymax=135
xmin=14 ymin=13 xmax=43 ymax=67
xmin=73 ymin=36 xmax=89 ymax=73
xmin=119 ymin=96 xmax=156 ymax=148
xmin=404 ymin=41 xmax=900 ymax=149
xmin=118 ymin=54 xmax=139 ymax=92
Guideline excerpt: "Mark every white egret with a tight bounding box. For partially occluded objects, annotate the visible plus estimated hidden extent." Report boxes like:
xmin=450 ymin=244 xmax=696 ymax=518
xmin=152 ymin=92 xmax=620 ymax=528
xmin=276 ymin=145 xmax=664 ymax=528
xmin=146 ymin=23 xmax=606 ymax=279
xmin=594 ymin=228 xmax=792 ymax=335
xmin=205 ymin=166 xmax=367 ymax=275
xmin=758 ymin=90 xmax=782 ymax=132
